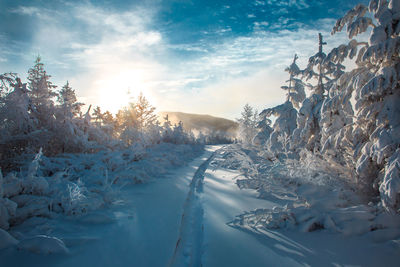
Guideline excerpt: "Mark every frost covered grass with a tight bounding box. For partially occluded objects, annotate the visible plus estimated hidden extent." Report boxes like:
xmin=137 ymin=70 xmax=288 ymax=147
xmin=218 ymin=145 xmax=400 ymax=243
xmin=0 ymin=143 xmax=203 ymax=253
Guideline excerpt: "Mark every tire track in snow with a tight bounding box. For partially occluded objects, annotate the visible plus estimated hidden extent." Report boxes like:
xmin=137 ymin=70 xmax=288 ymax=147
xmin=169 ymin=151 xmax=217 ymax=267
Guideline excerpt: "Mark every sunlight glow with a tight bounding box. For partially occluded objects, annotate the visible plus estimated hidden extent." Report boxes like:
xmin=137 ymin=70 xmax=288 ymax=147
xmin=95 ymin=69 xmax=153 ymax=113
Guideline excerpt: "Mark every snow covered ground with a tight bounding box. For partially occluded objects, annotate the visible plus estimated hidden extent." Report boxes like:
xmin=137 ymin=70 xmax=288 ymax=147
xmin=202 ymin=159 xmax=300 ymax=266
xmin=203 ymin=145 xmax=400 ymax=266
xmin=1 ymin=144 xmax=399 ymax=266
xmin=0 ymin=143 xmax=204 ymax=266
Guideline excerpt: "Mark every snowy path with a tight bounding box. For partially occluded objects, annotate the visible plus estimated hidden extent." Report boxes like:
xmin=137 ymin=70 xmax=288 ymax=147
xmin=55 ymin=146 xmax=220 ymax=267
xmin=169 ymin=147 xmax=216 ymax=267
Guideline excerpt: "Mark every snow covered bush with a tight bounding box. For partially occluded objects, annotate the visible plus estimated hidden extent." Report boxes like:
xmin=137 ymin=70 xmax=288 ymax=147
xmin=224 ymin=145 xmax=400 ymax=239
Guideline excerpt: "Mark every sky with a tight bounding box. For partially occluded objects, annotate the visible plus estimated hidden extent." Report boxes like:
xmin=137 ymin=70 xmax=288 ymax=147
xmin=0 ymin=0 xmax=367 ymax=119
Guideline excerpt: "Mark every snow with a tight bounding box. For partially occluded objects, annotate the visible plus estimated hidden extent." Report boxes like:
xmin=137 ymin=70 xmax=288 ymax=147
xmin=0 ymin=144 xmax=399 ymax=266
xmin=0 ymin=229 xmax=18 ymax=250
xmin=203 ymin=145 xmax=400 ymax=266
xmin=17 ymin=235 xmax=69 ymax=254
xmin=202 ymin=156 xmax=299 ymax=266
xmin=0 ymin=145 xmax=211 ymax=266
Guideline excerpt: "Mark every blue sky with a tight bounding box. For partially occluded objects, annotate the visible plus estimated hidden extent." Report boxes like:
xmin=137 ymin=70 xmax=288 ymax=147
xmin=0 ymin=0 xmax=366 ymax=119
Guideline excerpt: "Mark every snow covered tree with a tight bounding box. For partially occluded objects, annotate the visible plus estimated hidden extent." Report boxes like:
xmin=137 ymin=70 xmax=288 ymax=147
xmin=24 ymin=56 xmax=61 ymax=154
xmin=27 ymin=56 xmax=57 ymax=128
xmin=57 ymin=81 xmax=83 ymax=118
xmin=135 ymin=92 xmax=158 ymax=131
xmin=161 ymin=114 xmax=174 ymax=143
xmin=292 ymin=33 xmax=344 ymax=153
xmin=257 ymin=55 xmax=302 ymax=159
xmin=319 ymin=70 xmax=355 ymax=168
xmin=331 ymin=0 xmax=400 ymax=211
xmin=54 ymin=81 xmax=86 ymax=153
xmin=281 ymin=54 xmax=306 ymax=109
xmin=237 ymin=104 xmax=259 ymax=146
xmin=92 ymin=106 xmax=103 ymax=127
xmin=102 ymin=111 xmax=116 ymax=137
xmin=0 ymin=76 xmax=36 ymax=160
xmin=260 ymin=102 xmax=297 ymax=159
xmin=253 ymin=115 xmax=273 ymax=146
xmin=118 ymin=93 xmax=160 ymax=146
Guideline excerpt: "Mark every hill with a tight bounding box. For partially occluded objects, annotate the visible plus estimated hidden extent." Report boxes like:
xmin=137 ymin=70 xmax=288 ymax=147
xmin=158 ymin=111 xmax=238 ymax=137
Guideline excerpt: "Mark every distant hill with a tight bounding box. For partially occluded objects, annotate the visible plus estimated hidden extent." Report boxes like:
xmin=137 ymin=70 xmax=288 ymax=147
xmin=158 ymin=111 xmax=238 ymax=137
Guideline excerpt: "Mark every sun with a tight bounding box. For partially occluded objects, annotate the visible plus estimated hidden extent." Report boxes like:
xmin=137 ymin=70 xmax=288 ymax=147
xmin=95 ymin=69 xmax=149 ymax=114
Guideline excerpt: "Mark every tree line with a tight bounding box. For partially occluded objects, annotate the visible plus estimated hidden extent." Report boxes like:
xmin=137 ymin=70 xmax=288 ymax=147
xmin=0 ymin=57 xmax=209 ymax=171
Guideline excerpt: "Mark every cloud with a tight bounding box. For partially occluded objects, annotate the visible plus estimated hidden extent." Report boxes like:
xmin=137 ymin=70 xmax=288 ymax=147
xmin=265 ymin=0 xmax=309 ymax=10
xmin=6 ymin=2 xmax=165 ymax=113
xmin=1 ymin=1 xmax=360 ymax=119
xmin=149 ymin=17 xmax=354 ymax=119
xmin=9 ymin=6 xmax=41 ymax=16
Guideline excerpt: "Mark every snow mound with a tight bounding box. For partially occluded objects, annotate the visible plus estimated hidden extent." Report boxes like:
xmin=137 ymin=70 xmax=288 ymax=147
xmin=17 ymin=235 xmax=69 ymax=254
xmin=0 ymin=228 xmax=18 ymax=250
xmin=223 ymin=145 xmax=400 ymax=240
xmin=229 ymin=204 xmax=400 ymax=238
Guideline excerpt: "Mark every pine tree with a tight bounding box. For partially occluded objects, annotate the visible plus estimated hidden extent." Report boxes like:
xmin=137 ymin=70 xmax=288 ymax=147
xmin=292 ymin=33 xmax=342 ymax=153
xmin=102 ymin=110 xmax=115 ymax=137
xmin=57 ymin=81 xmax=82 ymax=118
xmin=27 ymin=56 xmax=57 ymax=128
xmin=281 ymin=54 xmax=306 ymax=109
xmin=118 ymin=93 xmax=159 ymax=146
xmin=237 ymin=104 xmax=258 ymax=145
xmin=135 ymin=92 xmax=157 ymax=131
xmin=92 ymin=106 xmax=103 ymax=127
xmin=55 ymin=81 xmax=85 ymax=153
xmin=162 ymin=114 xmax=174 ymax=143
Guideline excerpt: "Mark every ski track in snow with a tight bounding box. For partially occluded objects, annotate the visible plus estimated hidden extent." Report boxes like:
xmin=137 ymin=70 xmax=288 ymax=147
xmin=169 ymin=148 xmax=219 ymax=267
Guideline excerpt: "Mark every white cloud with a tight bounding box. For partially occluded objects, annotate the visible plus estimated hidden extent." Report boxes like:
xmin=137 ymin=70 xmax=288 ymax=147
xmin=11 ymin=2 xmax=165 ymax=113
xmin=266 ymin=0 xmax=309 ymax=10
xmin=254 ymin=1 xmax=266 ymax=6
xmin=4 ymin=2 xmax=358 ymax=120
xmin=9 ymin=6 xmax=41 ymax=16
xmin=150 ymin=18 xmax=353 ymax=119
